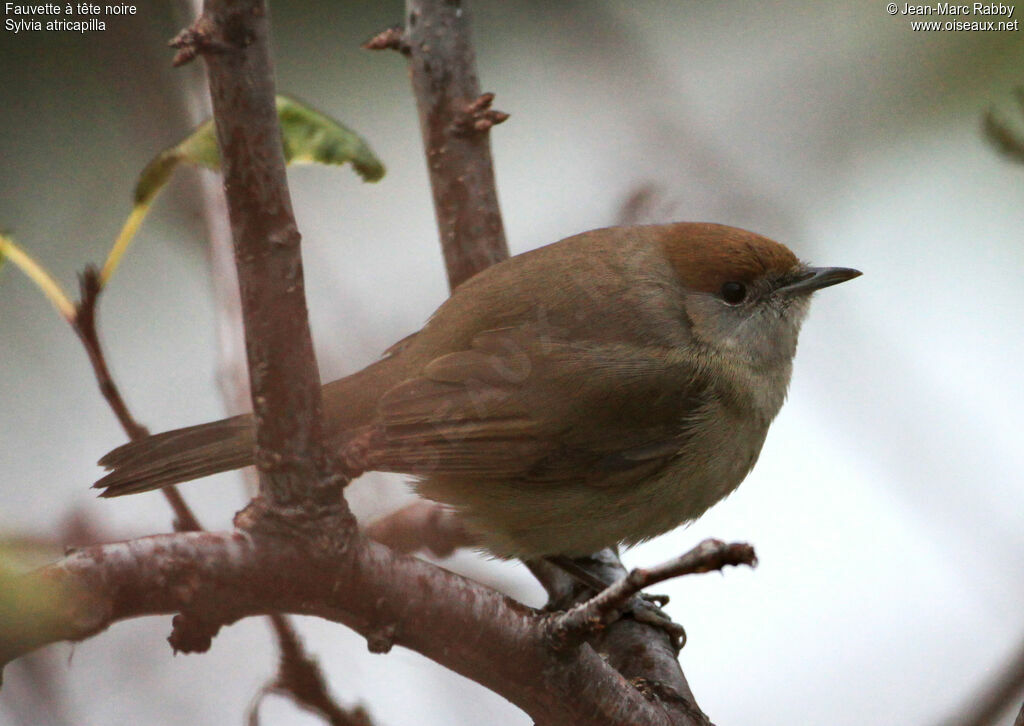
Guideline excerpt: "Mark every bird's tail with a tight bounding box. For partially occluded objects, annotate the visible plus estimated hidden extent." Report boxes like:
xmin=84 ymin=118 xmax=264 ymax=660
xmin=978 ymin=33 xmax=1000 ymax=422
xmin=94 ymin=343 xmax=415 ymax=498
xmin=94 ymin=415 xmax=256 ymax=497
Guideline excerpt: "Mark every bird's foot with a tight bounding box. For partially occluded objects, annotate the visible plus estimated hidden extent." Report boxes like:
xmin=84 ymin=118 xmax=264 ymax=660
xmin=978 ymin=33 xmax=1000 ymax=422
xmin=626 ymin=594 xmax=687 ymax=651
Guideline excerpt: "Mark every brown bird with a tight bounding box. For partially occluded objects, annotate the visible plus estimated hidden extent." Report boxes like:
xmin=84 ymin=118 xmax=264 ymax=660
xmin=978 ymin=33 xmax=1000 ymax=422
xmin=95 ymin=223 xmax=860 ymax=559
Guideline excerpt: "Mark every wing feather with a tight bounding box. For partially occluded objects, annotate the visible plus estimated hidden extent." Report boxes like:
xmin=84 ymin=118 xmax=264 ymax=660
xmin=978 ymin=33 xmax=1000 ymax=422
xmin=365 ymin=326 xmax=709 ymax=488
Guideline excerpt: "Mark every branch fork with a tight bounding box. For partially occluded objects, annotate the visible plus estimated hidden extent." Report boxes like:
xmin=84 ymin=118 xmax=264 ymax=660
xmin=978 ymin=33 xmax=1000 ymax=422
xmin=1 ymin=1 xmax=759 ymax=723
xmin=546 ymin=539 xmax=758 ymax=650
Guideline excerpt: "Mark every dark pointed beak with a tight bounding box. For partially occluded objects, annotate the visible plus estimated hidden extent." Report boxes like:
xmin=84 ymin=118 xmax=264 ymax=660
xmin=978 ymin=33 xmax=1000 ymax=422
xmin=779 ymin=266 xmax=862 ymax=296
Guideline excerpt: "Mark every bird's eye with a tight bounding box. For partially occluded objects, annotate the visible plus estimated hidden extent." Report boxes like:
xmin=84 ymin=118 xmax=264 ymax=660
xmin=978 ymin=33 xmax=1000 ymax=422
xmin=720 ymin=281 xmax=747 ymax=304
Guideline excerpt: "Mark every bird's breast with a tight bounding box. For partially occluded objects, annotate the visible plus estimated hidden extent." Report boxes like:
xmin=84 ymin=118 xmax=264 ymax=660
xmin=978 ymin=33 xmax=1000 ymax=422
xmin=420 ymin=405 xmax=771 ymax=559
xmin=615 ymin=408 xmax=770 ymax=548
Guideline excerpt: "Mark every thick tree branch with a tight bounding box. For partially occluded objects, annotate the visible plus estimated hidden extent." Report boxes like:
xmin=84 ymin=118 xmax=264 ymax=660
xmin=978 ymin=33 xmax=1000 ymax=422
xmin=1 ymin=519 xmax=688 ymax=726
xmin=4 ymin=4 xmax=739 ymax=725
xmin=170 ymin=1 xmax=366 ymax=721
xmin=195 ymin=0 xmax=335 ymax=506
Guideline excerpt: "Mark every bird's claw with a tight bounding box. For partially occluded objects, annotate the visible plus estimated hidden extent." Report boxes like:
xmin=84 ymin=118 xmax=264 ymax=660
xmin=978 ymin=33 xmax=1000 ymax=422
xmin=640 ymin=591 xmax=670 ymax=607
xmin=626 ymin=594 xmax=687 ymax=651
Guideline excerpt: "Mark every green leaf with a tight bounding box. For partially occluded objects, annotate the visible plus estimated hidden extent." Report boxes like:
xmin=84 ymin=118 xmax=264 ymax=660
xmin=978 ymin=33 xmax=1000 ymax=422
xmin=276 ymin=96 xmax=385 ymax=181
xmin=102 ymin=96 xmax=384 ymax=285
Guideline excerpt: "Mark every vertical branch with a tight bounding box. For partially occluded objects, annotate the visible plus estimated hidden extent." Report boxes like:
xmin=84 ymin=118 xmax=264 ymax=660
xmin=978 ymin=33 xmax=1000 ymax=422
xmin=168 ymin=3 xmax=367 ymax=723
xmin=172 ymin=0 xmax=252 ymax=424
xmin=385 ymin=3 xmax=709 ymax=721
xmin=405 ymin=0 xmax=510 ymax=288
xmin=196 ymin=0 xmax=333 ymax=506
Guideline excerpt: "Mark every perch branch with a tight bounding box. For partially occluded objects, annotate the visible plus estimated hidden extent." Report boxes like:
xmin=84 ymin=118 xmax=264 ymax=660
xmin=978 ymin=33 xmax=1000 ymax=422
xmin=1 ymin=520 xmax=690 ymax=726
xmin=549 ymin=540 xmax=757 ymax=644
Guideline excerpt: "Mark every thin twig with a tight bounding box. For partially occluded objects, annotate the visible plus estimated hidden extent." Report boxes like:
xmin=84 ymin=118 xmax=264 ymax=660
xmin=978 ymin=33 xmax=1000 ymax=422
xmin=361 ymin=25 xmax=407 ymax=54
xmin=73 ymin=268 xmax=148 ymax=440
xmin=936 ymin=635 xmax=1024 ymax=726
xmin=73 ymin=267 xmax=202 ymax=533
xmin=245 ymin=614 xmax=373 ymax=726
xmin=170 ymin=0 xmax=252 ymax=425
xmin=364 ymin=501 xmax=476 ymax=557
xmin=548 ymin=540 xmax=757 ymax=645
xmin=983 ymin=87 xmax=1024 ymax=166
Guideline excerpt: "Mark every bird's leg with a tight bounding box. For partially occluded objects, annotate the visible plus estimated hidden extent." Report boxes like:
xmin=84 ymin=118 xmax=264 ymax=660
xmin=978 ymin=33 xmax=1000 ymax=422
xmin=544 ymin=554 xmax=612 ymax=592
xmin=537 ymin=553 xmax=687 ymax=650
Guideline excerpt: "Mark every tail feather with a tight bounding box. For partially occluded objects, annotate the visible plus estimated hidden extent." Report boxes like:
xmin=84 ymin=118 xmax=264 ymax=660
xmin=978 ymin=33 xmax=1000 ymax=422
xmin=94 ymin=348 xmax=412 ymax=498
xmin=95 ymin=415 xmax=255 ymax=497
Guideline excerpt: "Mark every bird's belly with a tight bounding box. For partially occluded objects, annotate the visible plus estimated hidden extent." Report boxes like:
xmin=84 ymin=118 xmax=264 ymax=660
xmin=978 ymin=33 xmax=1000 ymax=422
xmin=416 ymin=422 xmax=768 ymax=559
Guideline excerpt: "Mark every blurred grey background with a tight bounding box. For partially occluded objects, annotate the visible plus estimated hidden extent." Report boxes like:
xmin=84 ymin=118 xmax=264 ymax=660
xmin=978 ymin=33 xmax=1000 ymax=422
xmin=2 ymin=1 xmax=1023 ymax=724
